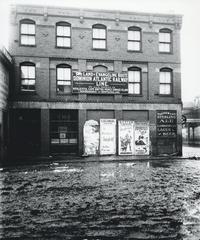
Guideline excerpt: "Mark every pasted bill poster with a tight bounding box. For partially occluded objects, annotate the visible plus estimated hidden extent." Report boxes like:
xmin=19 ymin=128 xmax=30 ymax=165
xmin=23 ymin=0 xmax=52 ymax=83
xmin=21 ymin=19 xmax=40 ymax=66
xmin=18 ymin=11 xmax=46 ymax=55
xmin=100 ymin=119 xmax=116 ymax=155
xmin=83 ymin=120 xmax=99 ymax=156
xmin=135 ymin=122 xmax=150 ymax=155
xmin=118 ymin=120 xmax=135 ymax=155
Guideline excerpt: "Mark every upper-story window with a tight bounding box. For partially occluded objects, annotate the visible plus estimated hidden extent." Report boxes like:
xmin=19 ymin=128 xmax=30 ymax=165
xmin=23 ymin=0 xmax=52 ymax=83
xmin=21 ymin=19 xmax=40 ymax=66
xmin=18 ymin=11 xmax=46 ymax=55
xmin=57 ymin=64 xmax=71 ymax=93
xmin=20 ymin=62 xmax=36 ymax=91
xmin=128 ymin=27 xmax=141 ymax=51
xmin=159 ymin=28 xmax=172 ymax=53
xmin=92 ymin=24 xmax=106 ymax=49
xmin=20 ymin=19 xmax=36 ymax=46
xmin=93 ymin=65 xmax=108 ymax=72
xmin=159 ymin=68 xmax=173 ymax=95
xmin=56 ymin=22 xmax=71 ymax=48
xmin=128 ymin=67 xmax=142 ymax=95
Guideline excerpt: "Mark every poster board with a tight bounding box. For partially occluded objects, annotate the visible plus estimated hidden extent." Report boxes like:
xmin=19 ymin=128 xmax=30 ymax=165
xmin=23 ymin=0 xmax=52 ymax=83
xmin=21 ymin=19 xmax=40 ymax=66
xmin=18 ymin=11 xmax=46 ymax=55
xmin=100 ymin=119 xmax=116 ymax=155
xmin=118 ymin=120 xmax=135 ymax=155
xmin=83 ymin=120 xmax=99 ymax=155
xmin=135 ymin=122 xmax=150 ymax=155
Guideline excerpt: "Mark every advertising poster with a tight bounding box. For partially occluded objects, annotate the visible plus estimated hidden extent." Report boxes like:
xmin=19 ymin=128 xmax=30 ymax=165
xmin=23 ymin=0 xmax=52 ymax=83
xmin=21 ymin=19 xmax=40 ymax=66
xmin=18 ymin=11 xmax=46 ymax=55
xmin=83 ymin=120 xmax=99 ymax=156
xmin=118 ymin=120 xmax=135 ymax=155
xmin=100 ymin=119 xmax=116 ymax=155
xmin=135 ymin=122 xmax=150 ymax=155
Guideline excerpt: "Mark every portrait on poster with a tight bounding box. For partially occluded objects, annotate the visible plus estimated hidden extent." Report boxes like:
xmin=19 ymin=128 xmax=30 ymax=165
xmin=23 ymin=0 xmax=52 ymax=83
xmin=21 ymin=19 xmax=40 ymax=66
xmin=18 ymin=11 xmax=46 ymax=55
xmin=118 ymin=120 xmax=135 ymax=155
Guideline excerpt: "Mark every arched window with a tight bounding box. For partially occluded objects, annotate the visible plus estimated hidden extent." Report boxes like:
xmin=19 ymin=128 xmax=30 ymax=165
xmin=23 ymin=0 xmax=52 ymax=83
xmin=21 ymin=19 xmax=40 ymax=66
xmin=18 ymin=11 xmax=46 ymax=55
xmin=20 ymin=62 xmax=36 ymax=91
xmin=92 ymin=24 xmax=106 ymax=49
xmin=159 ymin=28 xmax=172 ymax=53
xmin=20 ymin=19 xmax=36 ymax=46
xmin=93 ymin=65 xmax=108 ymax=72
xmin=56 ymin=22 xmax=71 ymax=48
xmin=128 ymin=67 xmax=142 ymax=95
xmin=128 ymin=26 xmax=141 ymax=51
xmin=159 ymin=68 xmax=173 ymax=95
xmin=56 ymin=64 xmax=71 ymax=93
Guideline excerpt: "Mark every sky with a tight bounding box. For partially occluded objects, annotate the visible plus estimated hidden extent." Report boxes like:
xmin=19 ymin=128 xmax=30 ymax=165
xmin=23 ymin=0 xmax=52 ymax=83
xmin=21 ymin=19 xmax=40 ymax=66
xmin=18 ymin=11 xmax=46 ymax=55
xmin=0 ymin=0 xmax=200 ymax=103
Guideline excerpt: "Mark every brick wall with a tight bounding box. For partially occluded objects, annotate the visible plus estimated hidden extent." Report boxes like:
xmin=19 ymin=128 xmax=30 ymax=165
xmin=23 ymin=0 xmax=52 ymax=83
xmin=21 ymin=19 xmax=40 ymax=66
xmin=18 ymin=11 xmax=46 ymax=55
xmin=9 ymin=4 xmax=182 ymax=105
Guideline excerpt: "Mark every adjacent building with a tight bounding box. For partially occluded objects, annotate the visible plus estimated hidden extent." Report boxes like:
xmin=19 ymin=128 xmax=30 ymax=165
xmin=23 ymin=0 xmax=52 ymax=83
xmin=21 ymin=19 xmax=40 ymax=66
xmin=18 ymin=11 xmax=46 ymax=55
xmin=182 ymin=98 xmax=200 ymax=146
xmin=8 ymin=4 xmax=182 ymax=157
xmin=0 ymin=46 xmax=13 ymax=163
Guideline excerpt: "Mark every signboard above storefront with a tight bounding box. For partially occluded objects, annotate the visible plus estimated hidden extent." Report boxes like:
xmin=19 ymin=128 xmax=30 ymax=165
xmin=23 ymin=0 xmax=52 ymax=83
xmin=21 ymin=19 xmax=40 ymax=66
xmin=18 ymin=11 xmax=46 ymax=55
xmin=72 ymin=71 xmax=128 ymax=94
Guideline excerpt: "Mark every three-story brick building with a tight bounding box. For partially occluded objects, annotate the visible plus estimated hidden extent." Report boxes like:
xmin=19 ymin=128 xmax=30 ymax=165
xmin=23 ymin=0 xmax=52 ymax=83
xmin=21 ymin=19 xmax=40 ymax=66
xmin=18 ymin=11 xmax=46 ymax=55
xmin=9 ymin=4 xmax=182 ymax=157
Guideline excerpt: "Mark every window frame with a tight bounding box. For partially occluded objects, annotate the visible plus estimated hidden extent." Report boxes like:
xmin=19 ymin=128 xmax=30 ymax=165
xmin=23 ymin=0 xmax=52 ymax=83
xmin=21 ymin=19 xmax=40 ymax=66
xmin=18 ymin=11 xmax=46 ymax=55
xmin=56 ymin=64 xmax=72 ymax=94
xmin=20 ymin=19 xmax=36 ymax=46
xmin=127 ymin=26 xmax=142 ymax=52
xmin=20 ymin=62 xmax=36 ymax=92
xmin=159 ymin=28 xmax=172 ymax=53
xmin=128 ymin=67 xmax=142 ymax=95
xmin=92 ymin=24 xmax=107 ymax=50
xmin=56 ymin=22 xmax=72 ymax=48
xmin=159 ymin=68 xmax=173 ymax=96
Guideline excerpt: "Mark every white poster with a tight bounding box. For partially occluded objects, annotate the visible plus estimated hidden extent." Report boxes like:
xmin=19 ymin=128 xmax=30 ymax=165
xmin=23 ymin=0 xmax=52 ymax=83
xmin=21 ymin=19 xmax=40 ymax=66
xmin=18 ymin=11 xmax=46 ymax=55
xmin=135 ymin=122 xmax=150 ymax=155
xmin=118 ymin=120 xmax=135 ymax=155
xmin=100 ymin=119 xmax=116 ymax=155
xmin=83 ymin=120 xmax=99 ymax=156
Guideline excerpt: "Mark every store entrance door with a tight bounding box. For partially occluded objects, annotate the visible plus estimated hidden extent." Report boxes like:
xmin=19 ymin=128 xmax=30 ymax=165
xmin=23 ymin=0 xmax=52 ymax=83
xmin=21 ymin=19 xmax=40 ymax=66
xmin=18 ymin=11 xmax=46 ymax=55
xmin=11 ymin=109 xmax=41 ymax=156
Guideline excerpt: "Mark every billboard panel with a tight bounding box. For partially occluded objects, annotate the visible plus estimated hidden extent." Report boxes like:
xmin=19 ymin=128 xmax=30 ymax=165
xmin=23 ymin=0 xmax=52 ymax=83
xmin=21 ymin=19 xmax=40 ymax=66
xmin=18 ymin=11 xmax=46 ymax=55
xmin=135 ymin=122 xmax=150 ymax=155
xmin=83 ymin=120 xmax=99 ymax=155
xmin=118 ymin=120 xmax=135 ymax=155
xmin=100 ymin=119 xmax=116 ymax=155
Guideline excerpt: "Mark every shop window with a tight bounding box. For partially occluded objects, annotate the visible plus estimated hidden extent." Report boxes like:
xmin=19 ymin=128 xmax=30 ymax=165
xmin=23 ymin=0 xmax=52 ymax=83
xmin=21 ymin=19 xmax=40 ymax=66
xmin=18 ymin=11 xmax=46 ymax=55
xmin=128 ymin=26 xmax=141 ymax=51
xmin=159 ymin=68 xmax=173 ymax=95
xmin=50 ymin=110 xmax=78 ymax=154
xmin=128 ymin=67 xmax=142 ymax=95
xmin=92 ymin=24 xmax=106 ymax=49
xmin=20 ymin=19 xmax=36 ymax=46
xmin=57 ymin=64 xmax=71 ymax=93
xmin=159 ymin=28 xmax=172 ymax=53
xmin=56 ymin=22 xmax=71 ymax=48
xmin=20 ymin=62 xmax=36 ymax=91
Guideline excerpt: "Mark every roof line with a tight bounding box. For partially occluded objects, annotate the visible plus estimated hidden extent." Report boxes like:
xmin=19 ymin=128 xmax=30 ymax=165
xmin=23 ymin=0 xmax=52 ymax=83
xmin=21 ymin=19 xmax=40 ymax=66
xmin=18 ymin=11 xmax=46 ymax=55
xmin=11 ymin=4 xmax=183 ymax=18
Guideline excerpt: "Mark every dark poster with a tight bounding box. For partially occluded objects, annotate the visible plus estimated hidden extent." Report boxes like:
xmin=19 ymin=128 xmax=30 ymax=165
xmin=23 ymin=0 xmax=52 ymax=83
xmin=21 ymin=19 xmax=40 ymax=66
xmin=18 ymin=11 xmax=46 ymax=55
xmin=156 ymin=110 xmax=177 ymax=138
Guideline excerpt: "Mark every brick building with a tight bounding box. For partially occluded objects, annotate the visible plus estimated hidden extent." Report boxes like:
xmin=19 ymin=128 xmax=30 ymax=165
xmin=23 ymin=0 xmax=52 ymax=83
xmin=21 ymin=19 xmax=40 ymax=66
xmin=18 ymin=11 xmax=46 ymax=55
xmin=0 ymin=46 xmax=13 ymax=163
xmin=9 ymin=4 xmax=182 ymax=157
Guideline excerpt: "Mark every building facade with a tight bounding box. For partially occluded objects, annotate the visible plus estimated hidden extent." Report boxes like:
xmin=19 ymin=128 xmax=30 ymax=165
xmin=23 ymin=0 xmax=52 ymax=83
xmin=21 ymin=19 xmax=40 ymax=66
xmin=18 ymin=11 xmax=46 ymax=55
xmin=9 ymin=4 xmax=182 ymax=157
xmin=0 ymin=46 xmax=13 ymax=163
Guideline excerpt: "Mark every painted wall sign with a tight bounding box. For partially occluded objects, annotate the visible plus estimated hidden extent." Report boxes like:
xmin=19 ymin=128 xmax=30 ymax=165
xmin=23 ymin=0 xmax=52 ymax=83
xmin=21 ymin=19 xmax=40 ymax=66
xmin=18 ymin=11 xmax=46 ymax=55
xmin=135 ymin=122 xmax=150 ymax=155
xmin=157 ymin=110 xmax=177 ymax=138
xmin=83 ymin=120 xmax=99 ymax=155
xmin=72 ymin=71 xmax=128 ymax=94
xmin=118 ymin=120 xmax=135 ymax=155
xmin=100 ymin=119 xmax=116 ymax=155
